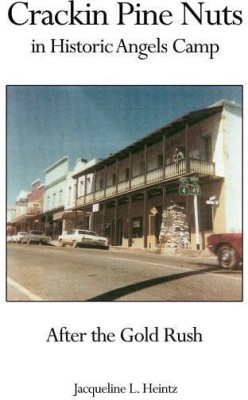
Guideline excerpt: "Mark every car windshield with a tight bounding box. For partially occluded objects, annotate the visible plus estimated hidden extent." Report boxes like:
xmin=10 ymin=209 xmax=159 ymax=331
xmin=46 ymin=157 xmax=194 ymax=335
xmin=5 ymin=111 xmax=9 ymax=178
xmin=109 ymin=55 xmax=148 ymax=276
xmin=78 ymin=230 xmax=97 ymax=236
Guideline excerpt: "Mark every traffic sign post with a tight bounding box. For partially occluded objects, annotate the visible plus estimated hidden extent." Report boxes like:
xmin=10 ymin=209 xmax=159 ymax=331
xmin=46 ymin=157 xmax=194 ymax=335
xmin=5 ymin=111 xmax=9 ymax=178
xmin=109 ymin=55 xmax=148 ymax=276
xmin=178 ymin=177 xmax=201 ymax=250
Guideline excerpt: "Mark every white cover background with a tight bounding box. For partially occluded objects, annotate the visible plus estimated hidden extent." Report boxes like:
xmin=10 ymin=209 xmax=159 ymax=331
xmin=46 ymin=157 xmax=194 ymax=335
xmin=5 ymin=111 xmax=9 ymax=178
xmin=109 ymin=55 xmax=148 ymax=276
xmin=1 ymin=1 xmax=247 ymax=399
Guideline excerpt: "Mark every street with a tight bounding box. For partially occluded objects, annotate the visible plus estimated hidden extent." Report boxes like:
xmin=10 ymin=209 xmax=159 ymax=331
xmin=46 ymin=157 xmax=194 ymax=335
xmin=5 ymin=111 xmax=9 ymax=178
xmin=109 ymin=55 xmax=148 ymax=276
xmin=7 ymin=244 xmax=243 ymax=302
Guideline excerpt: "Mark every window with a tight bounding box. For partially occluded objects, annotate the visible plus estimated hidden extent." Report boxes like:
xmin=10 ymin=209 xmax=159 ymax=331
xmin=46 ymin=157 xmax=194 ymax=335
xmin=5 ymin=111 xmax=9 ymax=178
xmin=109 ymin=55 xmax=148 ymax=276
xmin=139 ymin=162 xmax=145 ymax=174
xmin=47 ymin=196 xmax=50 ymax=209
xmin=132 ymin=217 xmax=143 ymax=238
xmin=202 ymin=136 xmax=212 ymax=161
xmin=125 ymin=168 xmax=130 ymax=180
xmin=52 ymin=193 xmax=56 ymax=208
xmin=67 ymin=187 xmax=71 ymax=205
xmin=80 ymin=181 xmax=84 ymax=196
xmin=157 ymin=154 xmax=163 ymax=167
xmin=59 ymin=189 xmax=63 ymax=205
xmin=112 ymin=173 xmax=117 ymax=185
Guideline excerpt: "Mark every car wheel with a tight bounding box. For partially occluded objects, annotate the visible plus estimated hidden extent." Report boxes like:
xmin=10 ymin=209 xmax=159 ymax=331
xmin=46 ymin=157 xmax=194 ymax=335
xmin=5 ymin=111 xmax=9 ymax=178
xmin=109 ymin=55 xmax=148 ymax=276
xmin=72 ymin=240 xmax=78 ymax=248
xmin=217 ymin=245 xmax=240 ymax=269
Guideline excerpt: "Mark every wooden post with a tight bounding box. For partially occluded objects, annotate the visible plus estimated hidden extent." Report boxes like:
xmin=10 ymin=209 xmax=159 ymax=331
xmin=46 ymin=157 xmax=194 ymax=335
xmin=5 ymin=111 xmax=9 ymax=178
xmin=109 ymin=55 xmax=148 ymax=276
xmin=128 ymin=195 xmax=132 ymax=247
xmin=143 ymin=191 xmax=148 ymax=248
xmin=114 ymin=199 xmax=118 ymax=246
xmin=194 ymin=195 xmax=200 ymax=250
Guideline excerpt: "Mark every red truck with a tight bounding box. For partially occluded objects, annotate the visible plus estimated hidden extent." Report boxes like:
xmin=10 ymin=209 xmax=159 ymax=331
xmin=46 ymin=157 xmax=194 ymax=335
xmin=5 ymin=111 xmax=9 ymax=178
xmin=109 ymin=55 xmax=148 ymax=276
xmin=207 ymin=233 xmax=242 ymax=269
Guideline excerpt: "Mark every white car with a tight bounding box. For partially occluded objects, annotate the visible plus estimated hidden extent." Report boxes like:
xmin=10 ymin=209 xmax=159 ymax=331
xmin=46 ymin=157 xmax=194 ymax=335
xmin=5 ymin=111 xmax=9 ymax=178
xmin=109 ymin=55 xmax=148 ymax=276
xmin=58 ymin=229 xmax=109 ymax=249
xmin=15 ymin=232 xmax=28 ymax=243
xmin=22 ymin=230 xmax=51 ymax=245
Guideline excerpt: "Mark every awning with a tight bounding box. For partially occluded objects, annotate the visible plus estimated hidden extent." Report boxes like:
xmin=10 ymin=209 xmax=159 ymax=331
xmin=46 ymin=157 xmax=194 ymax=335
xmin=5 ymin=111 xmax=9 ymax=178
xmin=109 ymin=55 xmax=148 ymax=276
xmin=53 ymin=211 xmax=64 ymax=221
xmin=53 ymin=211 xmax=80 ymax=221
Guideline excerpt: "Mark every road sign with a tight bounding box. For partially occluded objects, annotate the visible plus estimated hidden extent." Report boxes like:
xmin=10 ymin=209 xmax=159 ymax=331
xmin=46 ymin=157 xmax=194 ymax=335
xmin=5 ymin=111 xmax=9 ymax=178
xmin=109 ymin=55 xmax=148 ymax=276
xmin=150 ymin=206 xmax=158 ymax=216
xmin=179 ymin=184 xmax=190 ymax=195
xmin=179 ymin=183 xmax=201 ymax=196
xmin=190 ymin=184 xmax=201 ymax=195
xmin=206 ymin=200 xmax=219 ymax=205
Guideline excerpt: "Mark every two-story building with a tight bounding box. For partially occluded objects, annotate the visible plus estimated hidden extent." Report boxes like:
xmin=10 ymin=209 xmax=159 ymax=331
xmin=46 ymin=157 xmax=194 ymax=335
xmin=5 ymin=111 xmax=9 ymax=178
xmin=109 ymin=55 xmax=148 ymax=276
xmin=9 ymin=190 xmax=29 ymax=234
xmin=8 ymin=181 xmax=44 ymax=234
xmin=41 ymin=156 xmax=69 ymax=238
xmin=71 ymin=100 xmax=242 ymax=250
xmin=63 ymin=158 xmax=101 ymax=232
xmin=26 ymin=179 xmax=44 ymax=230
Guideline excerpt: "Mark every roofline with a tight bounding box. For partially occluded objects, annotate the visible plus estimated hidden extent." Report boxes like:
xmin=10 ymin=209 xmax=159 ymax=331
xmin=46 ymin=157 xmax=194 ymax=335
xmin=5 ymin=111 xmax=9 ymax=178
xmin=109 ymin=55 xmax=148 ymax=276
xmin=209 ymin=99 xmax=241 ymax=109
xmin=44 ymin=156 xmax=69 ymax=174
xmin=72 ymin=104 xmax=223 ymax=178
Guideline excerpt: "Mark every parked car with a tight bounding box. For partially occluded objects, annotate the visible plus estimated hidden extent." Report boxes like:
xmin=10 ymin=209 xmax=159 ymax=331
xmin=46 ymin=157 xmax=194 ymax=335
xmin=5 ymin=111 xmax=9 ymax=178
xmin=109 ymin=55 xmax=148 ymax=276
xmin=207 ymin=233 xmax=242 ymax=269
xmin=15 ymin=232 xmax=28 ymax=243
xmin=58 ymin=229 xmax=109 ymax=249
xmin=22 ymin=230 xmax=51 ymax=245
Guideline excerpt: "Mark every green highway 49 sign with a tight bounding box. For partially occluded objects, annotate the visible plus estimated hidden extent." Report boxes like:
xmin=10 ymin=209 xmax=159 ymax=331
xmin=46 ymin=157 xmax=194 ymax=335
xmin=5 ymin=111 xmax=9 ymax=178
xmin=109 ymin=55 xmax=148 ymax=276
xmin=179 ymin=182 xmax=201 ymax=196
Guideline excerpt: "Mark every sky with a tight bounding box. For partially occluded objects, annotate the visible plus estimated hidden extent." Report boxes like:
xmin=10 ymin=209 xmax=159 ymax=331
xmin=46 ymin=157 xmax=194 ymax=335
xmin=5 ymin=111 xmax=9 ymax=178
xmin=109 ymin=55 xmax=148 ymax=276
xmin=7 ymin=85 xmax=242 ymax=207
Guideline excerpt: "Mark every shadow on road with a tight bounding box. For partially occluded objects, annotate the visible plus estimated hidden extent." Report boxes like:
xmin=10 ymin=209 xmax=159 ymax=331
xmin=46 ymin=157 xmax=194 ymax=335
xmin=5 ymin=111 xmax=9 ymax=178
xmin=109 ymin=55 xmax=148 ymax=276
xmin=87 ymin=265 xmax=220 ymax=302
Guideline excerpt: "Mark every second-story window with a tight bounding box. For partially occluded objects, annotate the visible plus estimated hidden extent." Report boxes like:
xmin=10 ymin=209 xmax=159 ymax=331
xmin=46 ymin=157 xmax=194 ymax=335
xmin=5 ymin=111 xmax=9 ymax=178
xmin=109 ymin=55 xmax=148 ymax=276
xmin=157 ymin=154 xmax=163 ymax=168
xmin=112 ymin=173 xmax=116 ymax=185
xmin=202 ymin=136 xmax=212 ymax=161
xmin=52 ymin=193 xmax=56 ymax=208
xmin=139 ymin=162 xmax=145 ymax=174
xmin=67 ymin=187 xmax=71 ymax=205
xmin=125 ymin=168 xmax=130 ymax=180
xmin=80 ymin=181 xmax=84 ymax=196
xmin=59 ymin=189 xmax=63 ymax=205
xmin=99 ymin=178 xmax=104 ymax=190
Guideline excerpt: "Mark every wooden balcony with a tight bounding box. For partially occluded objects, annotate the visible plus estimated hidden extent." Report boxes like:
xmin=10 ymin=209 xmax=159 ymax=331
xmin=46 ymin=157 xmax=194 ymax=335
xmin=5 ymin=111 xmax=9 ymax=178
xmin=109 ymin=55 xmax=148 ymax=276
xmin=76 ymin=158 xmax=215 ymax=206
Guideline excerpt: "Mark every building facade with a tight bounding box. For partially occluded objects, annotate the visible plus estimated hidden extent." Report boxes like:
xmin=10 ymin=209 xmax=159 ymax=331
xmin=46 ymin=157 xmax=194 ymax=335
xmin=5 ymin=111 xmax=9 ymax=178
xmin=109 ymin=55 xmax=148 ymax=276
xmin=9 ymin=181 xmax=44 ymax=234
xmin=62 ymin=158 xmax=101 ymax=233
xmin=42 ymin=156 xmax=69 ymax=238
xmin=71 ymin=100 xmax=242 ymax=250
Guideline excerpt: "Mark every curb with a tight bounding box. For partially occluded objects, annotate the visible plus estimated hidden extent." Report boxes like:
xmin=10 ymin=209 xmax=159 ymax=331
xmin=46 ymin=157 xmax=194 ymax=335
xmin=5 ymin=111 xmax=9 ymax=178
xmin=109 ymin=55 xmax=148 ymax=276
xmin=50 ymin=241 xmax=218 ymax=265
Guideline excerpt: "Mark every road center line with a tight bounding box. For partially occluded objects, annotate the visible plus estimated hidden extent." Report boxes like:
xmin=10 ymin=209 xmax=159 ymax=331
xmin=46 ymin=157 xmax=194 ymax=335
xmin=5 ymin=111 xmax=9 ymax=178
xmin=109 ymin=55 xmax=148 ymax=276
xmin=110 ymin=257 xmax=241 ymax=281
xmin=7 ymin=277 xmax=43 ymax=301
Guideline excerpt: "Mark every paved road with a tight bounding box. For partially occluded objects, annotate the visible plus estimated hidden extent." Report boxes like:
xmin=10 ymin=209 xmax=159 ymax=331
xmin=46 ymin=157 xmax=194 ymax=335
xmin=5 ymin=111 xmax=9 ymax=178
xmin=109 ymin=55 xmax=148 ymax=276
xmin=6 ymin=244 xmax=243 ymax=302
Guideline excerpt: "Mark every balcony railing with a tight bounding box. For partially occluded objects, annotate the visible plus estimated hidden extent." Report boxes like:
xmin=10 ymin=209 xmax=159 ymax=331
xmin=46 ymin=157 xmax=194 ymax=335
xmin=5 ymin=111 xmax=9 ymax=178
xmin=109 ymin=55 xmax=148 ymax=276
xmin=131 ymin=174 xmax=145 ymax=189
xmin=76 ymin=158 xmax=215 ymax=206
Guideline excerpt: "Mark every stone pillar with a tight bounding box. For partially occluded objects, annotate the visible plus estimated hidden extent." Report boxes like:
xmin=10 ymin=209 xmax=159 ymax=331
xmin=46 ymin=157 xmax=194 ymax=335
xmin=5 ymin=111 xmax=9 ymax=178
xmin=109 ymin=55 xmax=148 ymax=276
xmin=159 ymin=203 xmax=191 ymax=249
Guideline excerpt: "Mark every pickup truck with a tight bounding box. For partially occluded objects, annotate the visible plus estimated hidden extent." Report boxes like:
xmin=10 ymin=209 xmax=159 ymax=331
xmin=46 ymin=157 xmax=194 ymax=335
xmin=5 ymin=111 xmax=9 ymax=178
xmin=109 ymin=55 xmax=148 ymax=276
xmin=58 ymin=229 xmax=109 ymax=249
xmin=207 ymin=233 xmax=242 ymax=269
xmin=22 ymin=230 xmax=51 ymax=245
